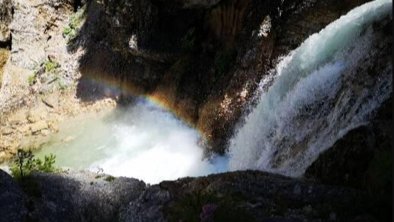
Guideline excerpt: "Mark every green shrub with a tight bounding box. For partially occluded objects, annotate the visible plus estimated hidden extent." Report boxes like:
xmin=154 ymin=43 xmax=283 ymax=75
xmin=27 ymin=73 xmax=37 ymax=86
xmin=63 ymin=26 xmax=73 ymax=35
xmin=28 ymin=59 xmax=60 ymax=86
xmin=104 ymin=175 xmax=116 ymax=182
xmin=63 ymin=5 xmax=86 ymax=42
xmin=44 ymin=60 xmax=60 ymax=73
xmin=10 ymin=149 xmax=58 ymax=180
xmin=63 ymin=24 xmax=78 ymax=40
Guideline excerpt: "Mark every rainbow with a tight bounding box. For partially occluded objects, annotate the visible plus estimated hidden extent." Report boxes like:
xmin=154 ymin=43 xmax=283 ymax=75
xmin=79 ymin=73 xmax=208 ymax=139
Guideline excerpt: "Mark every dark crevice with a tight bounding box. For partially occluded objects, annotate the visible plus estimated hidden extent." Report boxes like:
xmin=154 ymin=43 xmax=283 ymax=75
xmin=0 ymin=38 xmax=11 ymax=50
xmin=73 ymin=0 xmax=83 ymax=12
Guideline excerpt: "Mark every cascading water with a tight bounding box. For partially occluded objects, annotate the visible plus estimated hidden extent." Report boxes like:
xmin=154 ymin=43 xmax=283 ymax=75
xmin=228 ymin=0 xmax=392 ymax=177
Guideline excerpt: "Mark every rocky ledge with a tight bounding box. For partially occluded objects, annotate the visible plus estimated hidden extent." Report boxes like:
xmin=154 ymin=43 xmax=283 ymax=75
xmin=0 ymin=169 xmax=389 ymax=222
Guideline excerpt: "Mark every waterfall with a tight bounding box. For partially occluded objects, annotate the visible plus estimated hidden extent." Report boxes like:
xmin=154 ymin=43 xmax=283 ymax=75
xmin=35 ymin=0 xmax=391 ymax=184
xmin=228 ymin=0 xmax=392 ymax=177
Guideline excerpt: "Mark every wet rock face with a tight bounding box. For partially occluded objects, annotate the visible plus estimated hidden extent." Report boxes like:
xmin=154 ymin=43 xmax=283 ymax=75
xmin=305 ymin=97 xmax=392 ymax=189
xmin=304 ymin=98 xmax=392 ymax=221
xmin=304 ymin=17 xmax=392 ymax=192
xmin=303 ymin=17 xmax=392 ymax=217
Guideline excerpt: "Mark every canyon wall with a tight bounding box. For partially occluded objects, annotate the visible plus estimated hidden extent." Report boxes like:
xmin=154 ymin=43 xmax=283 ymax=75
xmin=0 ymin=0 xmax=385 ymax=155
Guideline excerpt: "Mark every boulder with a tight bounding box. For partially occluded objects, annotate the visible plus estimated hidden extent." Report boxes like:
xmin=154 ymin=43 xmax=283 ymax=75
xmin=27 ymin=171 xmax=146 ymax=222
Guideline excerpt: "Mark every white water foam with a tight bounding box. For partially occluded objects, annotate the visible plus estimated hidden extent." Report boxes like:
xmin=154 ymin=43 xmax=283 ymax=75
xmin=37 ymin=100 xmax=227 ymax=184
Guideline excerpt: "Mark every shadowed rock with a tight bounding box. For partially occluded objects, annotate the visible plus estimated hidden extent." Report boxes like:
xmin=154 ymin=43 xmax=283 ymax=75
xmin=0 ymin=170 xmax=28 ymax=222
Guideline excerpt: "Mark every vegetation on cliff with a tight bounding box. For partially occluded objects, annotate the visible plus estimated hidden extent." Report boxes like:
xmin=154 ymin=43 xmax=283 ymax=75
xmin=10 ymin=149 xmax=58 ymax=179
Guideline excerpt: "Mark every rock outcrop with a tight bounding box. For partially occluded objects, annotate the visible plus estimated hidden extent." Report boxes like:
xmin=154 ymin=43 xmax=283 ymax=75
xmin=0 ymin=0 xmax=117 ymax=162
xmin=27 ymin=171 xmax=146 ymax=222
xmin=305 ymin=97 xmax=392 ymax=189
xmin=0 ymin=170 xmax=146 ymax=222
xmin=304 ymin=96 xmax=392 ymax=220
xmin=1 ymin=169 xmax=388 ymax=222
xmin=303 ymin=18 xmax=392 ymax=219
xmin=302 ymin=16 xmax=392 ymax=219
